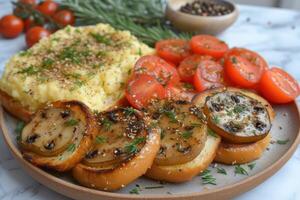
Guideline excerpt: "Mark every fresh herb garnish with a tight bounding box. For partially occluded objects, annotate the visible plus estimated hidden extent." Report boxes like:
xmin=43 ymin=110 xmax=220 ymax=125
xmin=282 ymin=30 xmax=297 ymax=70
xmin=247 ymin=163 xmax=256 ymax=170
xmin=67 ymin=143 xmax=76 ymax=152
xmin=234 ymin=165 xmax=248 ymax=176
xmin=17 ymin=65 xmax=40 ymax=75
xmin=15 ymin=121 xmax=25 ymax=142
xmin=231 ymin=56 xmax=238 ymax=64
xmin=212 ymin=116 xmax=220 ymax=124
xmin=95 ymin=136 xmax=107 ymax=144
xmin=162 ymin=109 xmax=177 ymax=123
xmin=216 ymin=167 xmax=227 ymax=175
xmin=233 ymin=105 xmax=246 ymax=114
xmin=19 ymin=50 xmax=31 ymax=57
xmin=181 ymin=130 xmax=193 ymax=139
xmin=125 ymin=137 xmax=146 ymax=154
xmin=208 ymin=128 xmax=218 ymax=138
xmin=41 ymin=58 xmax=54 ymax=69
xmin=102 ymin=118 xmax=113 ymax=130
xmin=138 ymin=48 xmax=142 ymax=56
xmin=124 ymin=107 xmax=135 ymax=116
xmin=129 ymin=187 xmax=140 ymax=194
xmin=183 ymin=83 xmax=194 ymax=90
xmin=59 ymin=47 xmax=81 ymax=64
xmin=160 ymin=129 xmax=165 ymax=139
xmin=276 ymin=139 xmax=289 ymax=145
xmin=90 ymin=32 xmax=111 ymax=45
xmin=65 ymin=119 xmax=79 ymax=126
xmin=200 ymin=169 xmax=217 ymax=185
xmin=144 ymin=185 xmax=164 ymax=189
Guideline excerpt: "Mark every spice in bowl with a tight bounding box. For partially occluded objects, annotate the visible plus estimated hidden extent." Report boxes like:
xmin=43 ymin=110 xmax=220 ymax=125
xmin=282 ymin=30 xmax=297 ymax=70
xmin=179 ymin=0 xmax=233 ymax=17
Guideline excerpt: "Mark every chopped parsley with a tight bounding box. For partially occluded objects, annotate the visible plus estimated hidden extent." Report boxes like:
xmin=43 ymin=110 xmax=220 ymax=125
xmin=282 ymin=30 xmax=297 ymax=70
xmin=181 ymin=130 xmax=193 ymax=139
xmin=247 ymin=163 xmax=256 ymax=170
xmin=125 ymin=137 xmax=146 ymax=154
xmin=65 ymin=119 xmax=79 ymax=126
xmin=162 ymin=109 xmax=177 ymax=123
xmin=15 ymin=121 xmax=25 ymax=142
xmin=102 ymin=118 xmax=113 ymax=130
xmin=90 ymin=32 xmax=111 ymax=45
xmin=95 ymin=136 xmax=107 ymax=144
xmin=41 ymin=58 xmax=54 ymax=69
xmin=129 ymin=187 xmax=140 ymax=194
xmin=216 ymin=167 xmax=227 ymax=175
xmin=233 ymin=105 xmax=246 ymax=114
xmin=19 ymin=50 xmax=31 ymax=57
xmin=212 ymin=116 xmax=220 ymax=124
xmin=124 ymin=107 xmax=135 ymax=116
xmin=276 ymin=139 xmax=289 ymax=145
xmin=234 ymin=165 xmax=248 ymax=176
xmin=17 ymin=65 xmax=40 ymax=75
xmin=67 ymin=143 xmax=76 ymax=152
xmin=208 ymin=128 xmax=218 ymax=138
xmin=59 ymin=47 xmax=81 ymax=64
xmin=200 ymin=169 xmax=216 ymax=185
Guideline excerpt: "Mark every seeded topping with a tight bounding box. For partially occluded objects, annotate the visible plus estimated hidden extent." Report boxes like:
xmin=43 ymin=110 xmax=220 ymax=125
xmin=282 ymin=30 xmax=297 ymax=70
xmin=83 ymin=108 xmax=147 ymax=169
xmin=206 ymin=91 xmax=271 ymax=137
xmin=147 ymin=100 xmax=207 ymax=166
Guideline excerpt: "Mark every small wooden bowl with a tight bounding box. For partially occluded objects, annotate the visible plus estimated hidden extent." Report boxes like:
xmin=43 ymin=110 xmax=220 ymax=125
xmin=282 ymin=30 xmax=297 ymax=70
xmin=166 ymin=0 xmax=239 ymax=35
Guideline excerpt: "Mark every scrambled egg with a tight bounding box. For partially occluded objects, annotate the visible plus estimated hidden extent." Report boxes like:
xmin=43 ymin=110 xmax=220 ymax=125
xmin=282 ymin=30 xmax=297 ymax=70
xmin=0 ymin=24 xmax=153 ymax=112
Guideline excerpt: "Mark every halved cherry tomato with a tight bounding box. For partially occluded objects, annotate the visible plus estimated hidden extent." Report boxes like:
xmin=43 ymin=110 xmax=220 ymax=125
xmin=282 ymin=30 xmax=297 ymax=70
xmin=224 ymin=48 xmax=268 ymax=88
xmin=134 ymin=55 xmax=180 ymax=86
xmin=36 ymin=1 xmax=58 ymax=16
xmin=19 ymin=0 xmax=36 ymax=5
xmin=190 ymin=35 xmax=229 ymax=58
xmin=0 ymin=15 xmax=24 ymax=38
xmin=166 ymin=82 xmax=197 ymax=102
xmin=53 ymin=10 xmax=75 ymax=27
xmin=193 ymin=59 xmax=225 ymax=92
xmin=259 ymin=67 xmax=299 ymax=104
xmin=26 ymin=26 xmax=51 ymax=47
xmin=177 ymin=54 xmax=214 ymax=83
xmin=125 ymin=74 xmax=166 ymax=109
xmin=155 ymin=39 xmax=190 ymax=65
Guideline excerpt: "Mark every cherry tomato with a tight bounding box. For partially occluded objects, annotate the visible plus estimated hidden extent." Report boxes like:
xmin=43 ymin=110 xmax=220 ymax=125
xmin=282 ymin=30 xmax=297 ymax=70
xmin=177 ymin=54 xmax=214 ymax=83
xmin=134 ymin=55 xmax=180 ymax=86
xmin=26 ymin=26 xmax=50 ymax=47
xmin=36 ymin=1 xmax=58 ymax=16
xmin=193 ymin=59 xmax=225 ymax=92
xmin=190 ymin=35 xmax=229 ymax=58
xmin=224 ymin=48 xmax=268 ymax=89
xmin=23 ymin=17 xmax=41 ymax=31
xmin=259 ymin=67 xmax=299 ymax=104
xmin=53 ymin=10 xmax=75 ymax=27
xmin=166 ymin=82 xmax=197 ymax=102
xmin=0 ymin=15 xmax=24 ymax=38
xmin=125 ymin=74 xmax=166 ymax=109
xmin=155 ymin=39 xmax=190 ymax=65
xmin=19 ymin=0 xmax=36 ymax=5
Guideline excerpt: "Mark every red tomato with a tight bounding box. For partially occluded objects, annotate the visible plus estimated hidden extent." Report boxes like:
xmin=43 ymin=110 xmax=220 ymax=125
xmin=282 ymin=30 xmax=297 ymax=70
xmin=155 ymin=39 xmax=190 ymax=65
xmin=166 ymin=82 xmax=197 ymax=102
xmin=177 ymin=54 xmax=214 ymax=83
xmin=190 ymin=35 xmax=229 ymax=58
xmin=26 ymin=26 xmax=51 ymax=47
xmin=19 ymin=0 xmax=36 ymax=5
xmin=23 ymin=17 xmax=41 ymax=31
xmin=193 ymin=59 xmax=225 ymax=92
xmin=134 ymin=55 xmax=180 ymax=86
xmin=224 ymin=48 xmax=268 ymax=88
xmin=36 ymin=1 xmax=58 ymax=16
xmin=0 ymin=15 xmax=24 ymax=38
xmin=125 ymin=74 xmax=166 ymax=109
xmin=53 ymin=10 xmax=75 ymax=27
xmin=259 ymin=67 xmax=299 ymax=104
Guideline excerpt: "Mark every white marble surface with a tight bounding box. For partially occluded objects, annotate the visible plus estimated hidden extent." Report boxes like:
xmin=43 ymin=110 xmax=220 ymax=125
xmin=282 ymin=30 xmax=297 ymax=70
xmin=0 ymin=1 xmax=299 ymax=200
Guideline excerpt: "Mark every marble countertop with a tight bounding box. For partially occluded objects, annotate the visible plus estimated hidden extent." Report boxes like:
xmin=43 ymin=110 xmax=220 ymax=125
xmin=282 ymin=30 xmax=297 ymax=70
xmin=0 ymin=1 xmax=299 ymax=200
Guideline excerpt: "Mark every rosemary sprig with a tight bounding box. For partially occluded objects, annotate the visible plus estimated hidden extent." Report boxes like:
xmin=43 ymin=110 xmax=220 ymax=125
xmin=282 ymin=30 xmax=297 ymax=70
xmin=216 ymin=167 xmax=227 ymax=175
xmin=200 ymin=169 xmax=217 ymax=185
xmin=234 ymin=165 xmax=248 ymax=176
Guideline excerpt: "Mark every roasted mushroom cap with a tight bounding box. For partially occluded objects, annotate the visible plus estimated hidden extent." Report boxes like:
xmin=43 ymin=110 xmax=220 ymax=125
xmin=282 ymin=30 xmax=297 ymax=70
xmin=147 ymin=100 xmax=207 ymax=166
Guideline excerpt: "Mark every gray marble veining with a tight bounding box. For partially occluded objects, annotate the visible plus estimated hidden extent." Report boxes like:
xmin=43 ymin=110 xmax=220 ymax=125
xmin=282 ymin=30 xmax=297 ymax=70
xmin=0 ymin=0 xmax=299 ymax=199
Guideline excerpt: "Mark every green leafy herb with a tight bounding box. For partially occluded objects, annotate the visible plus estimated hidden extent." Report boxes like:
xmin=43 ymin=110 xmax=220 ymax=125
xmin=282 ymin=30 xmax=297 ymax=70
xmin=138 ymin=48 xmax=142 ymax=56
xmin=95 ymin=136 xmax=107 ymax=144
xmin=41 ymin=58 xmax=54 ymax=69
xmin=90 ymin=32 xmax=111 ymax=45
xmin=212 ymin=116 xmax=220 ymax=124
xmin=15 ymin=121 xmax=25 ymax=142
xmin=17 ymin=65 xmax=40 ymax=75
xmin=276 ymin=139 xmax=289 ymax=145
xmin=102 ymin=118 xmax=113 ymax=130
xmin=234 ymin=165 xmax=248 ymax=176
xmin=247 ymin=163 xmax=256 ymax=170
xmin=162 ymin=110 xmax=177 ymax=123
xmin=125 ymin=137 xmax=146 ymax=154
xmin=183 ymin=83 xmax=194 ymax=90
xmin=144 ymin=185 xmax=164 ymax=189
xmin=123 ymin=107 xmax=135 ymax=116
xmin=59 ymin=47 xmax=81 ymax=64
xmin=216 ymin=167 xmax=227 ymax=175
xmin=129 ymin=187 xmax=140 ymax=194
xmin=67 ymin=143 xmax=76 ymax=152
xmin=208 ymin=128 xmax=218 ymax=138
xmin=191 ymin=123 xmax=203 ymax=127
xmin=181 ymin=130 xmax=193 ymax=139
xmin=233 ymin=105 xmax=246 ymax=114
xmin=19 ymin=50 xmax=31 ymax=57
xmin=200 ymin=169 xmax=216 ymax=185
xmin=65 ymin=119 xmax=79 ymax=126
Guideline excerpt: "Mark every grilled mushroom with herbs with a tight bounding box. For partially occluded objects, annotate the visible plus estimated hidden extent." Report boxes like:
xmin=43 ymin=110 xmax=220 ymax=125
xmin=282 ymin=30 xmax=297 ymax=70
xmin=20 ymin=101 xmax=98 ymax=172
xmin=145 ymin=100 xmax=221 ymax=183
xmin=202 ymin=87 xmax=274 ymax=143
xmin=72 ymin=107 xmax=160 ymax=191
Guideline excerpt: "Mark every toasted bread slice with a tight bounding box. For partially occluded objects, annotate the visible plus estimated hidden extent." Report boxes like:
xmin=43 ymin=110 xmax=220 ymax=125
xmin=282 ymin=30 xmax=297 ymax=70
xmin=145 ymin=134 xmax=220 ymax=182
xmin=72 ymin=112 xmax=161 ymax=191
xmin=21 ymin=101 xmax=98 ymax=172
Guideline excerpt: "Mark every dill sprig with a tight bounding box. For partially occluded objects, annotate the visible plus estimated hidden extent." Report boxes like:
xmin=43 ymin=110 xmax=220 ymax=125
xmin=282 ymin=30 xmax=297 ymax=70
xmin=200 ymin=169 xmax=217 ymax=185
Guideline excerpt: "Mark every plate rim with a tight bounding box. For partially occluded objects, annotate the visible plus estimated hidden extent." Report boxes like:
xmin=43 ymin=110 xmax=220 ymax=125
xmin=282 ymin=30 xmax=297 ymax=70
xmin=0 ymin=103 xmax=299 ymax=200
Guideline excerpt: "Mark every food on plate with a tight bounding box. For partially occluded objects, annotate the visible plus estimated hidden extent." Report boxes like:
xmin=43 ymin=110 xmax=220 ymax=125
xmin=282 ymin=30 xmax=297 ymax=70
xmin=20 ymin=100 xmax=98 ymax=172
xmin=53 ymin=9 xmax=75 ymax=27
xmin=202 ymin=87 xmax=274 ymax=143
xmin=0 ymin=14 xmax=24 ymax=38
xmin=190 ymin=35 xmax=229 ymax=58
xmin=224 ymin=48 xmax=268 ymax=89
xmin=145 ymin=98 xmax=220 ymax=182
xmin=26 ymin=26 xmax=51 ymax=47
xmin=0 ymin=23 xmax=153 ymax=121
xmin=165 ymin=82 xmax=197 ymax=102
xmin=36 ymin=0 xmax=59 ymax=16
xmin=259 ymin=67 xmax=300 ymax=104
xmin=155 ymin=39 xmax=190 ymax=65
xmin=72 ymin=107 xmax=160 ymax=191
